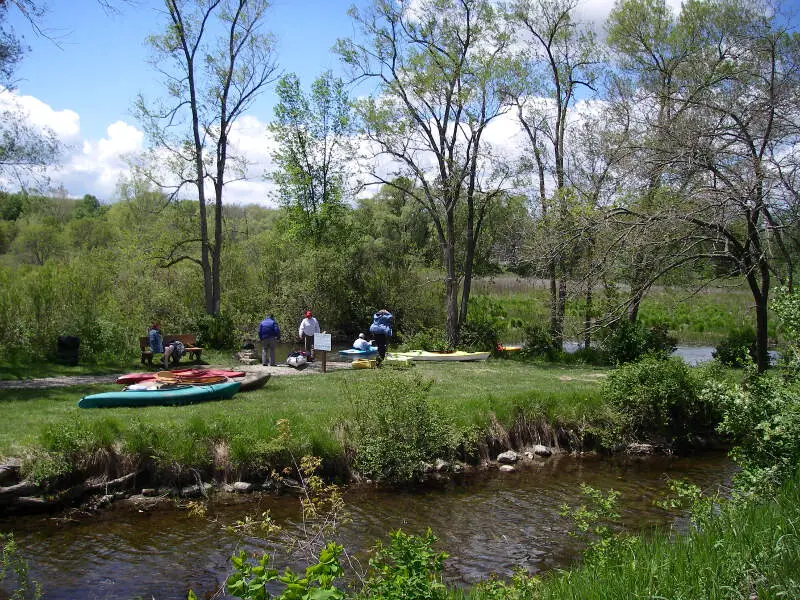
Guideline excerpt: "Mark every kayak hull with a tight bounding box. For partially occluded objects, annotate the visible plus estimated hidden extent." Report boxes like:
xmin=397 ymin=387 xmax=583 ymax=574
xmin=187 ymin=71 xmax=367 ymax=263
xmin=387 ymin=350 xmax=490 ymax=362
xmin=237 ymin=372 xmax=271 ymax=391
xmin=78 ymin=381 xmax=241 ymax=408
xmin=338 ymin=347 xmax=378 ymax=359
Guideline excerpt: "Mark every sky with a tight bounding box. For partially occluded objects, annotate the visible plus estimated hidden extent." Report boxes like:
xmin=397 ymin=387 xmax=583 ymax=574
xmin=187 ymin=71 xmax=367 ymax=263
xmin=3 ymin=0 xmax=688 ymax=206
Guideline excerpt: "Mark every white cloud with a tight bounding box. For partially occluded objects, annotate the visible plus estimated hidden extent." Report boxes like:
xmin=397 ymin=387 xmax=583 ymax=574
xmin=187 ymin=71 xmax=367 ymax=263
xmin=576 ymin=0 xmax=684 ymax=29
xmin=0 ymin=88 xmax=81 ymax=141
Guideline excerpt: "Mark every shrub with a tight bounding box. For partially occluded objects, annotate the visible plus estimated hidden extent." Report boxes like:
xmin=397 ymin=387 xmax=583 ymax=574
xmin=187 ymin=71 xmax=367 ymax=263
xmin=704 ymin=371 xmax=800 ymax=493
xmin=520 ymin=322 xmax=555 ymax=359
xmin=602 ymin=357 xmax=718 ymax=444
xmin=460 ymin=296 xmax=509 ymax=352
xmin=363 ymin=529 xmax=448 ymax=600
xmin=602 ymin=320 xmax=676 ymax=365
xmin=712 ymin=327 xmax=755 ymax=367
xmin=196 ymin=312 xmax=237 ymax=350
xmin=399 ymin=328 xmax=450 ymax=352
xmin=343 ymin=371 xmax=455 ymax=482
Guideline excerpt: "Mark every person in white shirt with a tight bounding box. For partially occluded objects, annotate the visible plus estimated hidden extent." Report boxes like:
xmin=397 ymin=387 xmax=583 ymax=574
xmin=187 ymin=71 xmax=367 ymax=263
xmin=298 ymin=310 xmax=321 ymax=360
xmin=352 ymin=333 xmax=372 ymax=351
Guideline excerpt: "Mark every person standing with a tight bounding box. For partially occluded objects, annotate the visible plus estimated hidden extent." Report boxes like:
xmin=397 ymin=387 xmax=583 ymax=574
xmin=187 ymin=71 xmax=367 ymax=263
xmin=298 ymin=310 xmax=320 ymax=361
xmin=369 ymin=309 xmax=393 ymax=365
xmin=258 ymin=314 xmax=281 ymax=367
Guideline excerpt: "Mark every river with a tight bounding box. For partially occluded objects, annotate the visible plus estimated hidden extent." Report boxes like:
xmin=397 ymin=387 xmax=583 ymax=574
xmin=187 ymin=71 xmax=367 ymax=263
xmin=0 ymin=452 xmax=734 ymax=600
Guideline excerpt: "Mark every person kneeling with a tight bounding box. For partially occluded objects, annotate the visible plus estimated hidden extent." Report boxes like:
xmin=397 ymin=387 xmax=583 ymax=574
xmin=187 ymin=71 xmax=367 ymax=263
xmin=352 ymin=333 xmax=372 ymax=351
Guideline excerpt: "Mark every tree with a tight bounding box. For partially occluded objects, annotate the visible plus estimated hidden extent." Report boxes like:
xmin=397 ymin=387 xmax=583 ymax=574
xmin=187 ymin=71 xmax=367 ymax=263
xmin=136 ymin=0 xmax=277 ymax=315
xmin=508 ymin=0 xmax=601 ymax=350
xmin=607 ymin=0 xmax=800 ymax=371
xmin=337 ymin=0 xmax=518 ymax=347
xmin=0 ymin=0 xmax=60 ymax=189
xmin=268 ymin=70 xmax=352 ymax=247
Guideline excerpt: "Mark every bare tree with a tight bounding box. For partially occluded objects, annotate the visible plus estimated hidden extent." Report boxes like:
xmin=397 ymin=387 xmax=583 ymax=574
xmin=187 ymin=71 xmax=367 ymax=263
xmin=337 ymin=0 xmax=519 ymax=347
xmin=608 ymin=0 xmax=800 ymax=371
xmin=136 ymin=0 xmax=277 ymax=315
xmin=508 ymin=0 xmax=601 ymax=350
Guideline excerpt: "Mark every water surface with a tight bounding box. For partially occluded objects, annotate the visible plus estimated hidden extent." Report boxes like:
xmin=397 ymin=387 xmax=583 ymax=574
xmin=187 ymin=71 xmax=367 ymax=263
xmin=1 ymin=453 xmax=733 ymax=600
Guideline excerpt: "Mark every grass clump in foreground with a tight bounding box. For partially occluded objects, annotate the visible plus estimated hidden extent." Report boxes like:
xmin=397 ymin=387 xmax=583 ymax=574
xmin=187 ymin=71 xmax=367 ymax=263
xmin=466 ymin=472 xmax=800 ymax=600
xmin=0 ymin=361 xmax=608 ymax=483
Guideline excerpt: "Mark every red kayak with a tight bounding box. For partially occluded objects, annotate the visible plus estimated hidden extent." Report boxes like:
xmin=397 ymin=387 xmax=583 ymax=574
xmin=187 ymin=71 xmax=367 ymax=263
xmin=116 ymin=368 xmax=246 ymax=385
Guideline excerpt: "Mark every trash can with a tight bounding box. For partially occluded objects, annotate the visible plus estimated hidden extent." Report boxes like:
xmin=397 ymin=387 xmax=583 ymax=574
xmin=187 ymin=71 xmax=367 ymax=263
xmin=56 ymin=336 xmax=80 ymax=366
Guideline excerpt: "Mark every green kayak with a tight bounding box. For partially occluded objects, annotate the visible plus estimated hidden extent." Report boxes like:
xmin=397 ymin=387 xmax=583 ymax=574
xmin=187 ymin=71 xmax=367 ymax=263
xmin=78 ymin=381 xmax=241 ymax=408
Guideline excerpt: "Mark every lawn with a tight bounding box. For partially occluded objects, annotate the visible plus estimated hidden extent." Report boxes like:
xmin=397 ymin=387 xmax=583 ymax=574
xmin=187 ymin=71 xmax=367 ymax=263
xmin=0 ymin=360 xmax=608 ymax=466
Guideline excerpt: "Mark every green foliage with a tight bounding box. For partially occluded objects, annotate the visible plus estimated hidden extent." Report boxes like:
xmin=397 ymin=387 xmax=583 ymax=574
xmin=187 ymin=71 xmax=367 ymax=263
xmin=220 ymin=543 xmax=344 ymax=600
xmin=363 ymin=529 xmax=448 ymax=600
xmin=602 ymin=357 xmax=718 ymax=444
xmin=0 ymin=533 xmax=41 ymax=600
xmin=195 ymin=312 xmax=237 ymax=350
xmin=705 ymin=371 xmax=800 ymax=494
xmin=399 ymin=328 xmax=450 ymax=352
xmin=771 ymin=286 xmax=800 ymax=368
xmin=601 ymin=320 xmax=676 ymax=365
xmin=344 ymin=371 xmax=456 ymax=482
xmin=461 ymin=296 xmax=509 ymax=352
xmin=520 ymin=322 xmax=556 ymax=358
xmin=559 ymin=484 xmax=637 ymax=568
xmin=712 ymin=327 xmax=755 ymax=367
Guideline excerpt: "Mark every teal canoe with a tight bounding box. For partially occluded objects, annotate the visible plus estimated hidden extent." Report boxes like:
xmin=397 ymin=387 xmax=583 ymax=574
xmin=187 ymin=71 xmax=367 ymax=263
xmin=78 ymin=381 xmax=241 ymax=408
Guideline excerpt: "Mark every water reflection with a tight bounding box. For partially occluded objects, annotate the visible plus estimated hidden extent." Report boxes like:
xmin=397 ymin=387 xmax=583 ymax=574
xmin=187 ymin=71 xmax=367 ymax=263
xmin=2 ymin=453 xmax=734 ymax=600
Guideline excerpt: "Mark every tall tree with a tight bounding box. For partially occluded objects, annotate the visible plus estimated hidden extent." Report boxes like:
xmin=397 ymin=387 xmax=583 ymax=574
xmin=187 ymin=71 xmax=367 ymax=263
xmin=508 ymin=0 xmax=601 ymax=350
xmin=608 ymin=0 xmax=800 ymax=371
xmin=136 ymin=0 xmax=277 ymax=315
xmin=268 ymin=70 xmax=352 ymax=247
xmin=337 ymin=0 xmax=518 ymax=347
xmin=0 ymin=0 xmax=60 ymax=189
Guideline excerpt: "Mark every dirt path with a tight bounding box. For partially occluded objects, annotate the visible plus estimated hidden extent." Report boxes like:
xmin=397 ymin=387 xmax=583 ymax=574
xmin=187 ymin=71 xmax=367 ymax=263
xmin=0 ymin=361 xmax=352 ymax=390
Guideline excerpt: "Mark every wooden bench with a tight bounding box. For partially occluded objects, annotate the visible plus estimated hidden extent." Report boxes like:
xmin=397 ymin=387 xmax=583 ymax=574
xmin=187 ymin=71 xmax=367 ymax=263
xmin=139 ymin=334 xmax=203 ymax=367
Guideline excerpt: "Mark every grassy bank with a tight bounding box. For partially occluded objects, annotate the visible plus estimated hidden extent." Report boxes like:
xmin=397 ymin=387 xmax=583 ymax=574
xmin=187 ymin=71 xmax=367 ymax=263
xmin=0 ymin=361 xmax=608 ymax=484
xmin=464 ymin=471 xmax=800 ymax=600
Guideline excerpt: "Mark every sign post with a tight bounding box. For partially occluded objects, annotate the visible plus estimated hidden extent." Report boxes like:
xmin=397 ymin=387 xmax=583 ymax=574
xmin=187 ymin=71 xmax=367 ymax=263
xmin=314 ymin=333 xmax=332 ymax=373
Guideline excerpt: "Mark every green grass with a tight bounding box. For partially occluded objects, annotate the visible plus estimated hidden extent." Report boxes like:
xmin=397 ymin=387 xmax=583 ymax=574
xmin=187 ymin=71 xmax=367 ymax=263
xmin=465 ymin=471 xmax=800 ymax=600
xmin=473 ymin=276 xmax=757 ymax=345
xmin=0 ymin=361 xmax=607 ymax=474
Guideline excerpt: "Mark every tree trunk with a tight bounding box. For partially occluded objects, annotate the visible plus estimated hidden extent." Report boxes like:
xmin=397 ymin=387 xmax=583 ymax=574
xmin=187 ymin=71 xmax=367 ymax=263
xmin=444 ymin=214 xmax=459 ymax=349
xmin=584 ymin=278 xmax=592 ymax=349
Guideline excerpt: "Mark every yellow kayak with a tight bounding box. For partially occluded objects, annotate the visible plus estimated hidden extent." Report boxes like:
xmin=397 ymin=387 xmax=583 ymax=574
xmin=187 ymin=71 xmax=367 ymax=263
xmin=386 ymin=350 xmax=490 ymax=362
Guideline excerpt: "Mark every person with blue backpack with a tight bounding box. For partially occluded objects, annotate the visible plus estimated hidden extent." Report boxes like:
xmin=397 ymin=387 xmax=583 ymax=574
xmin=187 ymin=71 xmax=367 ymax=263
xmin=258 ymin=314 xmax=281 ymax=367
xmin=369 ymin=308 xmax=393 ymax=365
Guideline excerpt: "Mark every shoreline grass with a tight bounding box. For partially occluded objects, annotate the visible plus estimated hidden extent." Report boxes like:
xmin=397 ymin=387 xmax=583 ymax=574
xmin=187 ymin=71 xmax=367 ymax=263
xmin=0 ymin=361 xmax=609 ymax=481
xmin=464 ymin=471 xmax=800 ymax=600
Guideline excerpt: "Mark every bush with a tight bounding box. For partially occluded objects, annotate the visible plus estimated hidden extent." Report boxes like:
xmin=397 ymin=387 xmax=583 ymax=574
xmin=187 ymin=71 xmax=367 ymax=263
xmin=363 ymin=529 xmax=448 ymax=600
xmin=602 ymin=320 xmax=676 ymax=365
xmin=399 ymin=328 xmax=450 ymax=352
xmin=195 ymin=312 xmax=237 ymax=350
xmin=460 ymin=296 xmax=509 ymax=352
xmin=705 ymin=371 xmax=800 ymax=493
xmin=520 ymin=322 xmax=555 ymax=359
xmin=602 ymin=357 xmax=718 ymax=444
xmin=712 ymin=327 xmax=756 ymax=367
xmin=343 ymin=371 xmax=455 ymax=482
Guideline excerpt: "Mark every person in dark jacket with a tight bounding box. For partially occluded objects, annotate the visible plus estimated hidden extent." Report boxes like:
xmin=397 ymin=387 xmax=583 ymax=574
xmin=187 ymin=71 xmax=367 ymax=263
xmin=258 ymin=315 xmax=281 ymax=367
xmin=369 ymin=309 xmax=393 ymax=364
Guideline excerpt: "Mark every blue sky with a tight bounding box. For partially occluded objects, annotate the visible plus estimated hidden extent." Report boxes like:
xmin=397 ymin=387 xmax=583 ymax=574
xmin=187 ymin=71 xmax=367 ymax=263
xmin=9 ymin=0 xmax=774 ymax=205
xmin=3 ymin=0 xmax=364 ymax=203
xmin=9 ymin=0 xmax=356 ymax=140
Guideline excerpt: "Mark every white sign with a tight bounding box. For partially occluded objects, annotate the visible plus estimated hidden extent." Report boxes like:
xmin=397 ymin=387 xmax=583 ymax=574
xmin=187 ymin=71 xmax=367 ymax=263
xmin=314 ymin=333 xmax=331 ymax=351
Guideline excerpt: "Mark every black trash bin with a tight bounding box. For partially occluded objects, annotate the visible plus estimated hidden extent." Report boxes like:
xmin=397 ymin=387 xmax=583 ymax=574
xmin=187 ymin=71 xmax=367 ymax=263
xmin=57 ymin=336 xmax=80 ymax=366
